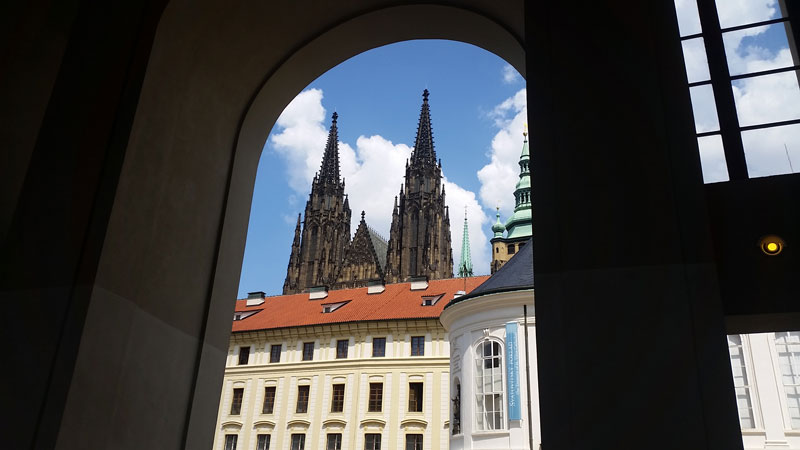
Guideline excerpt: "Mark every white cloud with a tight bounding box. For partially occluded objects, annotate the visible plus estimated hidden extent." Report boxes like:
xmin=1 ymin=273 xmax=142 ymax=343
xmin=502 ymin=64 xmax=521 ymax=85
xmin=269 ymin=88 xmax=492 ymax=274
xmin=443 ymin=177 xmax=491 ymax=276
xmin=478 ymin=89 xmax=528 ymax=220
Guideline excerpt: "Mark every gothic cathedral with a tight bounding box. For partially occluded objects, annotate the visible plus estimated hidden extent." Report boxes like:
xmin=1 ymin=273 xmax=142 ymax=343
xmin=283 ymin=90 xmax=453 ymax=294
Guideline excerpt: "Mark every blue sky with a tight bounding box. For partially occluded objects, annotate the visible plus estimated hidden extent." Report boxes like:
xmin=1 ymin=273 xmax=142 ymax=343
xmin=238 ymin=40 xmax=528 ymax=297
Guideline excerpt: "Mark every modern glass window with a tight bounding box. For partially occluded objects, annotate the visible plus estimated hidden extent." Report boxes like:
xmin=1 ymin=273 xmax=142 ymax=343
xmin=238 ymin=346 xmax=250 ymax=365
xmin=331 ymin=384 xmax=345 ymax=412
xmin=408 ymin=382 xmax=423 ymax=412
xmin=270 ymin=344 xmax=281 ymax=363
xmin=224 ymin=434 xmax=238 ymax=450
xmin=256 ymin=434 xmax=271 ymax=450
xmin=230 ymin=388 xmax=244 ymax=415
xmin=476 ymin=339 xmax=504 ymax=430
xmin=410 ymin=336 xmax=424 ymax=356
xmin=727 ymin=334 xmax=755 ymax=428
xmin=302 ymin=342 xmax=314 ymax=361
xmin=673 ymin=0 xmax=800 ymax=181
xmin=262 ymin=386 xmax=276 ymax=414
xmin=405 ymin=434 xmax=423 ymax=450
xmin=326 ymin=433 xmax=342 ymax=450
xmin=336 ymin=339 xmax=349 ymax=359
xmin=775 ymin=331 xmax=800 ymax=428
xmin=296 ymin=385 xmax=310 ymax=413
xmin=291 ymin=434 xmax=305 ymax=450
xmin=372 ymin=337 xmax=386 ymax=357
xmin=368 ymin=382 xmax=383 ymax=412
xmin=364 ymin=433 xmax=381 ymax=450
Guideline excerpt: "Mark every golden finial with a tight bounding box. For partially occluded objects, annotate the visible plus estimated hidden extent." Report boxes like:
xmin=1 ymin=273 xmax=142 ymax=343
xmin=523 ymin=123 xmax=528 ymax=137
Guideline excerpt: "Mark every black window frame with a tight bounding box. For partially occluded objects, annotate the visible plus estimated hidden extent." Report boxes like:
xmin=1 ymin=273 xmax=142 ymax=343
xmin=238 ymin=346 xmax=250 ymax=365
xmin=410 ymin=336 xmax=425 ymax=356
xmin=291 ymin=434 xmax=306 ymax=450
xmin=336 ymin=339 xmax=349 ymax=359
xmin=230 ymin=387 xmax=244 ymax=415
xmin=331 ymin=383 xmax=345 ymax=412
xmin=405 ymin=434 xmax=423 ymax=450
xmin=365 ymin=433 xmax=382 ymax=450
xmin=326 ymin=433 xmax=343 ymax=450
xmin=269 ymin=344 xmax=281 ymax=363
xmin=368 ymin=382 xmax=383 ymax=412
xmin=408 ymin=382 xmax=423 ymax=412
xmin=372 ymin=337 xmax=386 ymax=357
xmin=302 ymin=342 xmax=314 ymax=361
xmin=296 ymin=385 xmax=310 ymax=413
xmin=256 ymin=434 xmax=271 ymax=450
xmin=225 ymin=434 xmax=238 ymax=450
xmin=262 ymin=386 xmax=276 ymax=414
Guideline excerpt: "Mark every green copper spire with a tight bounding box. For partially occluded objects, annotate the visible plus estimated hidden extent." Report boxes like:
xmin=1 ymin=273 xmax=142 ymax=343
xmin=491 ymin=206 xmax=505 ymax=238
xmin=504 ymin=128 xmax=532 ymax=240
xmin=458 ymin=207 xmax=473 ymax=277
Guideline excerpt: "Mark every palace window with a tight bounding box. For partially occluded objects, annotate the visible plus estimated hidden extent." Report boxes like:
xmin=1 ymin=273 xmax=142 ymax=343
xmin=336 ymin=339 xmax=349 ymax=359
xmin=452 ymin=382 xmax=462 ymax=435
xmin=326 ymin=433 xmax=342 ymax=450
xmin=262 ymin=386 xmax=276 ymax=414
xmin=230 ymin=388 xmax=243 ymax=415
xmin=405 ymin=434 xmax=423 ymax=450
xmin=775 ymin=331 xmax=800 ymax=428
xmin=331 ymin=384 xmax=345 ymax=412
xmin=364 ymin=433 xmax=381 ymax=450
xmin=368 ymin=382 xmax=383 ymax=412
xmin=296 ymin=385 xmax=310 ymax=413
xmin=507 ymin=244 xmax=515 ymax=255
xmin=269 ymin=344 xmax=281 ymax=363
xmin=256 ymin=434 xmax=271 ymax=450
xmin=291 ymin=434 xmax=305 ymax=450
xmin=476 ymin=339 xmax=504 ymax=430
xmin=224 ymin=434 xmax=238 ymax=450
xmin=728 ymin=335 xmax=755 ymax=428
xmin=238 ymin=346 xmax=250 ymax=365
xmin=408 ymin=382 xmax=423 ymax=412
xmin=372 ymin=337 xmax=386 ymax=357
xmin=411 ymin=336 xmax=425 ymax=356
xmin=302 ymin=342 xmax=314 ymax=361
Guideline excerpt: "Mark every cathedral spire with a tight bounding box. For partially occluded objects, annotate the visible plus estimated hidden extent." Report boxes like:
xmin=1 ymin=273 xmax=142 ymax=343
xmin=318 ymin=112 xmax=341 ymax=185
xmin=410 ymin=89 xmax=437 ymax=167
xmin=458 ymin=207 xmax=473 ymax=277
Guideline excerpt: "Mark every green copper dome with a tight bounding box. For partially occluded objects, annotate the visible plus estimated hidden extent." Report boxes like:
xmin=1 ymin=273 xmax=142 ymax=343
xmin=491 ymin=208 xmax=505 ymax=237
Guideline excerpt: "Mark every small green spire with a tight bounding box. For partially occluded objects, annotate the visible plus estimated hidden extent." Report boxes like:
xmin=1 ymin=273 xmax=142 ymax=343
xmin=458 ymin=207 xmax=474 ymax=277
xmin=492 ymin=206 xmax=505 ymax=238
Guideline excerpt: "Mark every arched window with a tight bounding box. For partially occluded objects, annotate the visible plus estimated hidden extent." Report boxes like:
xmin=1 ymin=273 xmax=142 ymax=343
xmin=475 ymin=339 xmax=504 ymax=431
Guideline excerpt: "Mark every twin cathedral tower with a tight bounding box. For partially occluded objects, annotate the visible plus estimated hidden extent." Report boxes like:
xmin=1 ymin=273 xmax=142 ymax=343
xmin=283 ymin=90 xmax=454 ymax=294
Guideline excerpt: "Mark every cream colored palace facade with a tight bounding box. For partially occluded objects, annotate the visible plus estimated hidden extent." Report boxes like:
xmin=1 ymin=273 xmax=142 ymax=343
xmin=212 ymin=277 xmax=488 ymax=450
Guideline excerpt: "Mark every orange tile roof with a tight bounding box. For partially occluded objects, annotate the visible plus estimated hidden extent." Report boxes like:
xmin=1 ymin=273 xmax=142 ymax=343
xmin=232 ymin=276 xmax=490 ymax=333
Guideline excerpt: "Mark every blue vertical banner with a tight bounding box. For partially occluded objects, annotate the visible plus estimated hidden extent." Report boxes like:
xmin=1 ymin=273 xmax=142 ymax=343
xmin=505 ymin=322 xmax=522 ymax=420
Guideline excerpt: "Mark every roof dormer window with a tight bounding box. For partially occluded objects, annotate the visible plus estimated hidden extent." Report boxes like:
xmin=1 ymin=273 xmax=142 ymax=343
xmin=421 ymin=293 xmax=444 ymax=306
xmin=322 ymin=301 xmax=350 ymax=313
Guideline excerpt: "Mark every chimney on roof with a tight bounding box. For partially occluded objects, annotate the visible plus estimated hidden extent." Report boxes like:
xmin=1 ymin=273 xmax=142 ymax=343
xmin=409 ymin=276 xmax=428 ymax=291
xmin=246 ymin=291 xmax=265 ymax=306
xmin=367 ymin=279 xmax=385 ymax=294
xmin=308 ymin=285 xmax=329 ymax=300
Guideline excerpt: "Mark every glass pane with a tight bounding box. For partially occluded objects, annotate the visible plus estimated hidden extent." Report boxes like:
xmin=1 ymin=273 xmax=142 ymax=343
xmin=732 ymin=71 xmax=800 ymax=126
xmin=682 ymin=38 xmax=711 ymax=83
xmin=723 ymin=23 xmax=794 ymax=76
xmin=716 ymin=0 xmax=783 ymax=29
xmin=674 ymin=0 xmax=703 ymax=36
xmin=697 ymin=135 xmax=729 ymax=183
xmin=690 ymin=85 xmax=720 ymax=132
xmin=742 ymin=123 xmax=800 ymax=177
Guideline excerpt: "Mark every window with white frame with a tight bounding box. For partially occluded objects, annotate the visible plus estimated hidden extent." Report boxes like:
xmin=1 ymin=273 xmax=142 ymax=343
xmin=224 ymin=434 xmax=238 ymax=450
xmin=475 ymin=339 xmax=504 ymax=430
xmin=727 ymin=334 xmax=755 ymax=429
xmin=774 ymin=331 xmax=800 ymax=429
